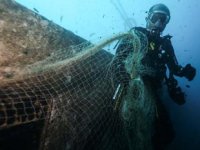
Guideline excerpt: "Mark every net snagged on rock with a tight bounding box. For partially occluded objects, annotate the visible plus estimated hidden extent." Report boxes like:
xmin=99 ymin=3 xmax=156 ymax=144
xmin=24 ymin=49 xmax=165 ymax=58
xmin=0 ymin=31 xmax=155 ymax=150
xmin=0 ymin=1 xmax=156 ymax=150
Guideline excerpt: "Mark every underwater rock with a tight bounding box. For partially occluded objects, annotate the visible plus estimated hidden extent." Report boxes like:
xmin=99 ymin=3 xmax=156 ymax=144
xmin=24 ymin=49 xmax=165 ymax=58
xmin=0 ymin=0 xmax=160 ymax=150
xmin=0 ymin=0 xmax=86 ymax=82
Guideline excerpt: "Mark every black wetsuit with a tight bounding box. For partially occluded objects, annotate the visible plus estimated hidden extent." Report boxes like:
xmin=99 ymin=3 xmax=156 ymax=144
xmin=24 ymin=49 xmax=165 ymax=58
xmin=112 ymin=26 xmax=196 ymax=150
xmin=112 ymin=27 xmax=183 ymax=150
xmin=113 ymin=27 xmax=184 ymax=87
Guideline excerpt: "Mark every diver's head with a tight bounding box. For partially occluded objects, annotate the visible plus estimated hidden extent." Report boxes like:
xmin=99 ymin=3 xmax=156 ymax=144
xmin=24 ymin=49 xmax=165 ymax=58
xmin=146 ymin=3 xmax=170 ymax=34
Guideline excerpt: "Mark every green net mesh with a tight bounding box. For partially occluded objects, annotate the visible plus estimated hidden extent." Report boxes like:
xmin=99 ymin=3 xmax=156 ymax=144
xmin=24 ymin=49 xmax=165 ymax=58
xmin=0 ymin=30 xmax=155 ymax=150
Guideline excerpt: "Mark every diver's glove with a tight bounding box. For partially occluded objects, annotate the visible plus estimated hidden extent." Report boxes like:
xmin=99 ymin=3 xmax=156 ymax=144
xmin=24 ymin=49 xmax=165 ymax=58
xmin=168 ymin=86 xmax=185 ymax=105
xmin=166 ymin=76 xmax=185 ymax=105
xmin=182 ymin=64 xmax=196 ymax=81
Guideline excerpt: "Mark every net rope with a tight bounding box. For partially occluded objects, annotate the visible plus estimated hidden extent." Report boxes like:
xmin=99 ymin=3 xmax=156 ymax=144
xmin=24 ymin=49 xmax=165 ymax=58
xmin=0 ymin=29 xmax=155 ymax=150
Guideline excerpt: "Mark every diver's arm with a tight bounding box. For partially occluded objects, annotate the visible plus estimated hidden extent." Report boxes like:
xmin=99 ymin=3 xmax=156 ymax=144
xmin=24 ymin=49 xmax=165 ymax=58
xmin=112 ymin=37 xmax=132 ymax=84
xmin=165 ymin=40 xmax=183 ymax=76
xmin=165 ymin=38 xmax=196 ymax=81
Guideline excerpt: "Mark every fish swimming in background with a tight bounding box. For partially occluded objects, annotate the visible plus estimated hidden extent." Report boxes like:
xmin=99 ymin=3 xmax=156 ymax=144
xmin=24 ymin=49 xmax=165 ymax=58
xmin=33 ymin=8 xmax=39 ymax=13
xmin=186 ymin=85 xmax=190 ymax=88
xmin=60 ymin=15 xmax=63 ymax=22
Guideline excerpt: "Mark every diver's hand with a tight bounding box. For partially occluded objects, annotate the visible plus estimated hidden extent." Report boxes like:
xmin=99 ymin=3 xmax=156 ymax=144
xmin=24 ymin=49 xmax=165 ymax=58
xmin=182 ymin=64 xmax=196 ymax=81
xmin=166 ymin=76 xmax=185 ymax=105
xmin=168 ymin=87 xmax=186 ymax=105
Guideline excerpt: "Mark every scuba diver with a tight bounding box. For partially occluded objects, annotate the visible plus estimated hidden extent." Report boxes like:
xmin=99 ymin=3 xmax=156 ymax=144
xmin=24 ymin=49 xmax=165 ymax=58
xmin=112 ymin=3 xmax=196 ymax=150
xmin=113 ymin=3 xmax=196 ymax=105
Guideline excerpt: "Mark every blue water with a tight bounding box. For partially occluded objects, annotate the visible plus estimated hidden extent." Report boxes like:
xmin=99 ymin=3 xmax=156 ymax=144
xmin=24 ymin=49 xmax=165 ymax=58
xmin=16 ymin=0 xmax=200 ymax=149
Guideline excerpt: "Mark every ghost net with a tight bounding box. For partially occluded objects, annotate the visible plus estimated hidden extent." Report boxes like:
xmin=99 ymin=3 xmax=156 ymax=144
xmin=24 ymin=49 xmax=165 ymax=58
xmin=0 ymin=1 xmax=156 ymax=150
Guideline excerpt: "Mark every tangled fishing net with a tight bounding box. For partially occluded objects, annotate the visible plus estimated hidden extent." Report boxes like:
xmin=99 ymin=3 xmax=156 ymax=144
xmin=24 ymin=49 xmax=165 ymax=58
xmin=0 ymin=28 xmax=156 ymax=150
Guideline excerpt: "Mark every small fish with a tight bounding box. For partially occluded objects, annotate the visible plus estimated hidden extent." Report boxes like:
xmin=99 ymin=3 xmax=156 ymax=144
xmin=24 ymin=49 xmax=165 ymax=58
xmin=60 ymin=16 xmax=63 ymax=22
xmin=186 ymin=85 xmax=190 ymax=88
xmin=89 ymin=33 xmax=95 ymax=37
xmin=33 ymin=8 xmax=39 ymax=13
